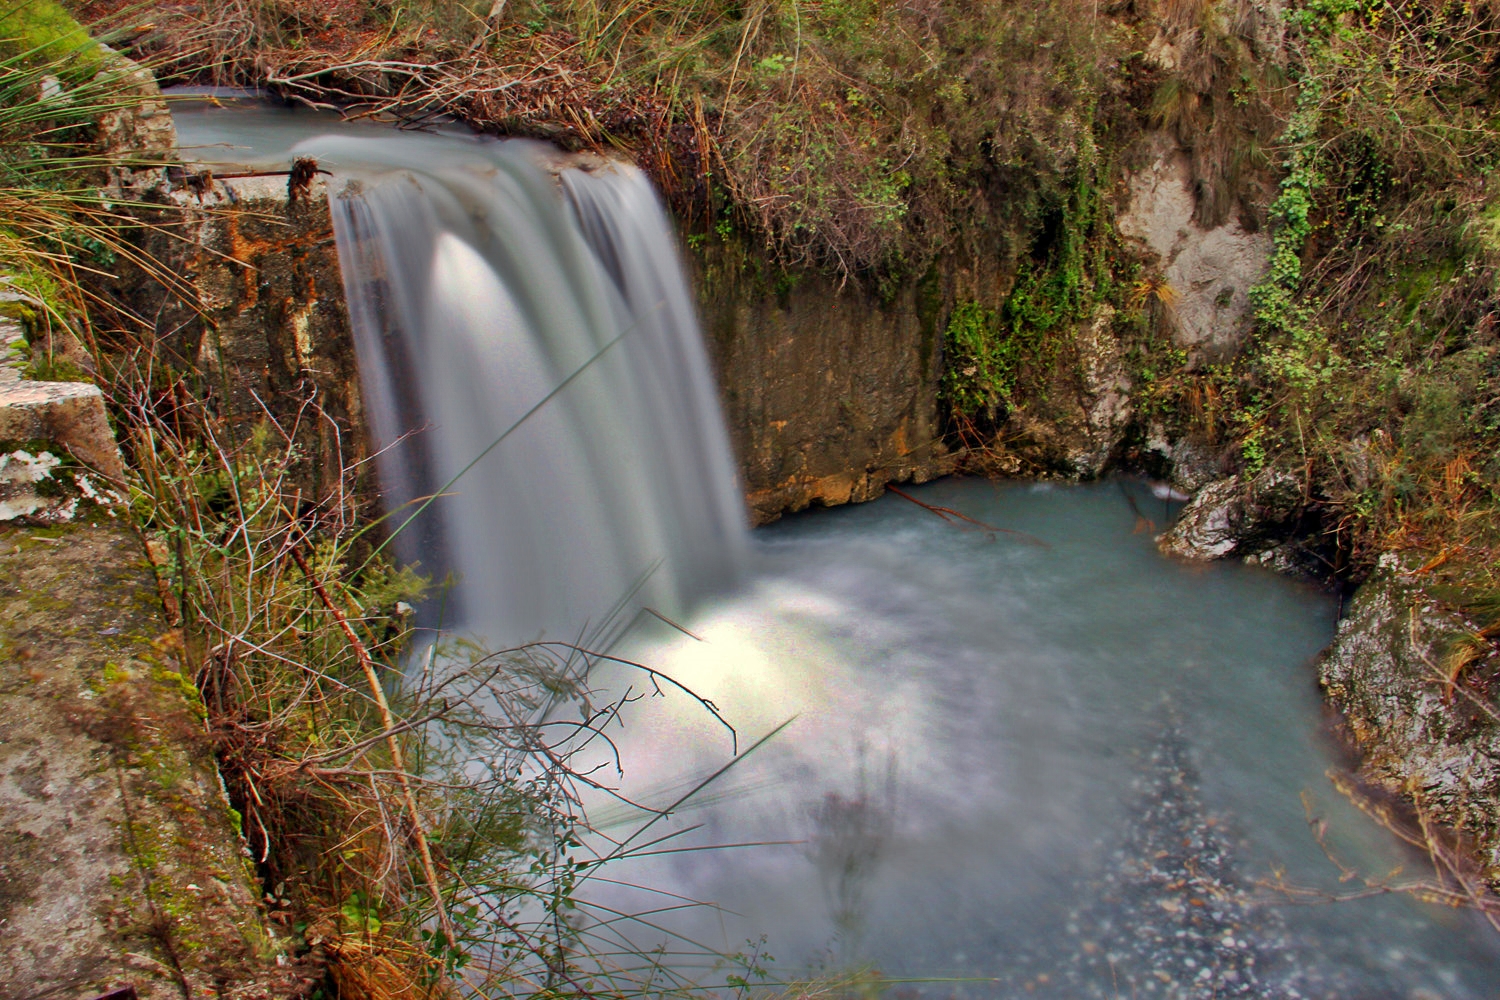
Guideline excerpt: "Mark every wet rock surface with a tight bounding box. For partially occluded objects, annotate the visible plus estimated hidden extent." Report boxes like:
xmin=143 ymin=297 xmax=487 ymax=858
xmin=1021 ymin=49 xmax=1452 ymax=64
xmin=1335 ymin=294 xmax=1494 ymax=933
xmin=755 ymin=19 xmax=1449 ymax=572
xmin=1155 ymin=471 xmax=1303 ymax=562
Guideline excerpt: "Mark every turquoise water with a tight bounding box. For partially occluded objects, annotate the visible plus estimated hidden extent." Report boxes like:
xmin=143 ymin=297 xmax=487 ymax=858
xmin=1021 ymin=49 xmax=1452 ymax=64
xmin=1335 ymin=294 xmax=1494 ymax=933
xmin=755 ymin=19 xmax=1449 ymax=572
xmin=168 ymin=99 xmax=1498 ymax=995
xmin=578 ymin=478 xmax=1500 ymax=998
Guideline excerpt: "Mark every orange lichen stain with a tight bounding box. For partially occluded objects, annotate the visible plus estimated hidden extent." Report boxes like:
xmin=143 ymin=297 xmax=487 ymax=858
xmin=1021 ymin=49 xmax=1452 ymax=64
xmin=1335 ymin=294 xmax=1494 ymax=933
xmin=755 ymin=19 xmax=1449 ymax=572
xmin=810 ymin=472 xmax=858 ymax=504
xmin=223 ymin=212 xmax=281 ymax=313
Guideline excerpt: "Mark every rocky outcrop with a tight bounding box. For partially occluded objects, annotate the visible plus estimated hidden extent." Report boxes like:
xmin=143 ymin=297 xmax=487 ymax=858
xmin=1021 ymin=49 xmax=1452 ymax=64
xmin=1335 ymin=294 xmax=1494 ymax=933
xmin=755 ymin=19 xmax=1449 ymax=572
xmin=999 ymin=304 xmax=1135 ymax=478
xmin=1142 ymin=426 xmax=1227 ymax=493
xmin=1155 ymin=470 xmax=1302 ymax=561
xmin=1119 ymin=137 xmax=1272 ymax=361
xmin=1319 ymin=554 xmax=1500 ymax=880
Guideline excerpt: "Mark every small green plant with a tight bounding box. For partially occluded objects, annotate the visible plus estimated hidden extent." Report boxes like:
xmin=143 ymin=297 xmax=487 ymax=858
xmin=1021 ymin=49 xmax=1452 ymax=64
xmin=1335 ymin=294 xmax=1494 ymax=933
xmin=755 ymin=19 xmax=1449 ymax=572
xmin=940 ymin=301 xmax=1015 ymax=418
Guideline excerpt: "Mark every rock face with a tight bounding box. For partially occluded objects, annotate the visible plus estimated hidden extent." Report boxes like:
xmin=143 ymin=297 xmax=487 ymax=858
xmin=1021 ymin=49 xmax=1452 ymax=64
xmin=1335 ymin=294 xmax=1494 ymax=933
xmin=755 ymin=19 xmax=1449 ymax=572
xmin=152 ymin=179 xmax=958 ymax=526
xmin=1155 ymin=471 xmax=1303 ymax=561
xmin=1001 ymin=304 xmax=1135 ymax=478
xmin=1143 ymin=426 xmax=1227 ymax=493
xmin=693 ymin=251 xmax=956 ymax=523
xmin=1119 ymin=137 xmax=1272 ymax=360
xmin=1319 ymin=555 xmax=1500 ymax=880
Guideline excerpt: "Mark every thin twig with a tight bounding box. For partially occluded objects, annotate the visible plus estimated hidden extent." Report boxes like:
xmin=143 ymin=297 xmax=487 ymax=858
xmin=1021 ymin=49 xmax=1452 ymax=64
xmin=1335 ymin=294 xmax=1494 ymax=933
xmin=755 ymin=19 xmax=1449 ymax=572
xmin=287 ymin=539 xmax=456 ymax=949
xmin=886 ymin=484 xmax=1050 ymax=547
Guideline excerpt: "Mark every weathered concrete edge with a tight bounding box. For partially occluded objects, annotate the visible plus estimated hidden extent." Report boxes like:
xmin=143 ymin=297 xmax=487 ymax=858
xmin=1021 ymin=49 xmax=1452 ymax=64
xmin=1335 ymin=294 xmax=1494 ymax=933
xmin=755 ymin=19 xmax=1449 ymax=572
xmin=0 ymin=524 xmax=284 ymax=1000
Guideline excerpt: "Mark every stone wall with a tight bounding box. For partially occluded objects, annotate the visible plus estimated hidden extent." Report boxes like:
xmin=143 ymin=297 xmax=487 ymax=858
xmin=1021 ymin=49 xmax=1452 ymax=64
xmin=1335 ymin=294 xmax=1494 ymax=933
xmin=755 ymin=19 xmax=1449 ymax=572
xmin=692 ymin=248 xmax=957 ymax=523
xmin=132 ymin=174 xmax=365 ymax=511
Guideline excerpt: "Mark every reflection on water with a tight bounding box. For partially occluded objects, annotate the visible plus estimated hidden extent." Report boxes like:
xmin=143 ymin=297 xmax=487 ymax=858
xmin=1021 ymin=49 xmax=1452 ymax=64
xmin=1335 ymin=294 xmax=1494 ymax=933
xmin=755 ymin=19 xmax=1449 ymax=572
xmin=807 ymin=751 xmax=897 ymax=959
xmin=576 ymin=478 xmax=1500 ymax=998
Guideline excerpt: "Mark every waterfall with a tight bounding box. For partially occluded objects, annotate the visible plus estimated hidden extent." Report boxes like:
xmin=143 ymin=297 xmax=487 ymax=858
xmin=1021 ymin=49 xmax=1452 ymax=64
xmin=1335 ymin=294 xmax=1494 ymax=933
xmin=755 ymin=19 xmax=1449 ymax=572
xmin=308 ymin=135 xmax=746 ymax=647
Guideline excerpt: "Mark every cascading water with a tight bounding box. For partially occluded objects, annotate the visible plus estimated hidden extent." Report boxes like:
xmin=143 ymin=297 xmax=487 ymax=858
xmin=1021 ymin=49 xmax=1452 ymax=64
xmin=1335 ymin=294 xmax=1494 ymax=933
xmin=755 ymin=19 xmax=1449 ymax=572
xmin=306 ymin=135 xmax=746 ymax=645
xmin=169 ymin=102 xmax=1500 ymax=997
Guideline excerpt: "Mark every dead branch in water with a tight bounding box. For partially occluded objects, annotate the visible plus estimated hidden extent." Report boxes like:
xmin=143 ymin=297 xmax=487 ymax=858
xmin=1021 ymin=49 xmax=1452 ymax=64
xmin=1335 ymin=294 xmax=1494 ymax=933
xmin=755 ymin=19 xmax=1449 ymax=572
xmin=885 ymin=484 xmax=1050 ymax=548
xmin=1260 ymin=776 xmax=1500 ymax=935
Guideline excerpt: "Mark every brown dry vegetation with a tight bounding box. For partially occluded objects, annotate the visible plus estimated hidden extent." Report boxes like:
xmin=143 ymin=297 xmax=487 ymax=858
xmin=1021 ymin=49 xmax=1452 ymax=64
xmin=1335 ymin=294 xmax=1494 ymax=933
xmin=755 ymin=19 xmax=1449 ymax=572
xmin=68 ymin=0 xmax=1211 ymax=277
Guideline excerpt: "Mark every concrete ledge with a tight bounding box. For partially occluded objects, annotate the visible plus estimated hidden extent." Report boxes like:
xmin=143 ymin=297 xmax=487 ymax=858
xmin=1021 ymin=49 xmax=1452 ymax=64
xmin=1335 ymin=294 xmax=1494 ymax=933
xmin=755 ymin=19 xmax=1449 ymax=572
xmin=1 ymin=320 xmax=126 ymax=482
xmin=0 ymin=523 xmax=284 ymax=999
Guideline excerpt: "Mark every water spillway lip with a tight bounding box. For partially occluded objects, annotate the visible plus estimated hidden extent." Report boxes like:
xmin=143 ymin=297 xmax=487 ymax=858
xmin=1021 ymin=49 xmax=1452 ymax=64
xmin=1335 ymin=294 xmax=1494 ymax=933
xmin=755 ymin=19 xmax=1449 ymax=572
xmin=163 ymin=85 xmax=469 ymax=133
xmin=167 ymin=96 xmax=488 ymax=174
xmin=167 ymin=92 xmax=640 ymax=182
xmin=161 ymin=85 xmax=267 ymax=102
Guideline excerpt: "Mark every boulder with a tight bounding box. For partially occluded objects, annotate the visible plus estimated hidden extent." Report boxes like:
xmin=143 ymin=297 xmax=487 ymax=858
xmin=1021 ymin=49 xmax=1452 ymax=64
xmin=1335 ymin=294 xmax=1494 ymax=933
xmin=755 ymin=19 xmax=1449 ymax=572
xmin=1142 ymin=424 xmax=1226 ymax=493
xmin=1155 ymin=470 xmax=1302 ymax=560
xmin=0 ymin=317 xmax=125 ymax=482
xmin=1118 ymin=136 xmax=1272 ymax=361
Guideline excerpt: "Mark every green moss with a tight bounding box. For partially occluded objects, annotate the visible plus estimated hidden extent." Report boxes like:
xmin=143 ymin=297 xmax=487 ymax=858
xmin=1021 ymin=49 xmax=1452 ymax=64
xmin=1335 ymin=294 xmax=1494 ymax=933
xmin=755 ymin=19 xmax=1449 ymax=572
xmin=1472 ymin=200 xmax=1500 ymax=257
xmin=145 ymin=655 xmax=208 ymax=718
xmin=940 ymin=301 xmax=1014 ymax=418
xmin=0 ymin=1 xmax=103 ymax=80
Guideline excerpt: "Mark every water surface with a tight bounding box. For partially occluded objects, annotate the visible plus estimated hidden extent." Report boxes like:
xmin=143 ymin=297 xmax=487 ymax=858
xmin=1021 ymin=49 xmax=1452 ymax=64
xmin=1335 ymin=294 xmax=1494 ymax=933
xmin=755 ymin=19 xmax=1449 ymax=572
xmin=579 ymin=478 xmax=1500 ymax=998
